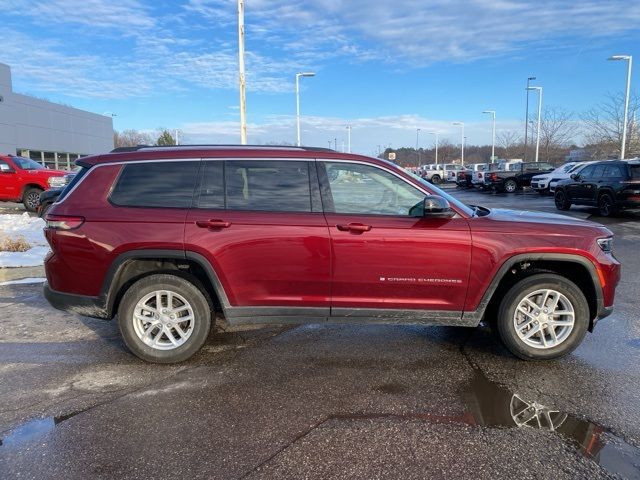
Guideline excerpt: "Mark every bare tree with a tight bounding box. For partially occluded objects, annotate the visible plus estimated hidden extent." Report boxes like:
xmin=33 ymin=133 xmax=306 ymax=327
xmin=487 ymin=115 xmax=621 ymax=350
xmin=535 ymin=107 xmax=579 ymax=162
xmin=114 ymin=129 xmax=154 ymax=148
xmin=582 ymin=92 xmax=640 ymax=158
xmin=498 ymin=130 xmax=521 ymax=159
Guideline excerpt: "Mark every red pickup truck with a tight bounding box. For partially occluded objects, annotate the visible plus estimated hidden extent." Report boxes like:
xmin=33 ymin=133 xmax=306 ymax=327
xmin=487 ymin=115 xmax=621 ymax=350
xmin=0 ymin=154 xmax=68 ymax=211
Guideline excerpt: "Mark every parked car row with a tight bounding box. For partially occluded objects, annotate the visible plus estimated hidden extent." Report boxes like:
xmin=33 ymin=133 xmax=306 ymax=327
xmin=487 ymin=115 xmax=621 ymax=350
xmin=446 ymin=157 xmax=640 ymax=217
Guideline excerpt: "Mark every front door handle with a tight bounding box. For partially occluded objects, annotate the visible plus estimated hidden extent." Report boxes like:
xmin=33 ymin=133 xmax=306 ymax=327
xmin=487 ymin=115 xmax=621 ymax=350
xmin=196 ymin=219 xmax=231 ymax=229
xmin=336 ymin=223 xmax=372 ymax=233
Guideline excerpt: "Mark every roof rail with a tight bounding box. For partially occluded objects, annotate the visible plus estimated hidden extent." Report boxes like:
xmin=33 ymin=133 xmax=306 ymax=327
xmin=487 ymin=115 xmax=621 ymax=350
xmin=109 ymin=144 xmax=336 ymax=153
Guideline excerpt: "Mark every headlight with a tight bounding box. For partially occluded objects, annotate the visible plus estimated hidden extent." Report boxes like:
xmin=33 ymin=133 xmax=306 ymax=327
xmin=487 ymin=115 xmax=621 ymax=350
xmin=48 ymin=176 xmax=66 ymax=187
xmin=597 ymin=237 xmax=613 ymax=253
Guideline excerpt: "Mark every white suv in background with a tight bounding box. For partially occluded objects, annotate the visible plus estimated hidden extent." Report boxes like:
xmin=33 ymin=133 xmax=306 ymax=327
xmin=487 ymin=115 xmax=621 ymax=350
xmin=547 ymin=161 xmax=596 ymax=193
xmin=531 ymin=162 xmax=577 ymax=194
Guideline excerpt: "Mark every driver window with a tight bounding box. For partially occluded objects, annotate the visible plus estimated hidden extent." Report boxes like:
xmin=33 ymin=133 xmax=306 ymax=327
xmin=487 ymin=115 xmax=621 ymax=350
xmin=323 ymin=162 xmax=424 ymax=216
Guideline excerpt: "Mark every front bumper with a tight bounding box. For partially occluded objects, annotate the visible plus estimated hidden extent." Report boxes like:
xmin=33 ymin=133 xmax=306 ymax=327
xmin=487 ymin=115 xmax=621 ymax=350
xmin=43 ymin=283 xmax=109 ymax=319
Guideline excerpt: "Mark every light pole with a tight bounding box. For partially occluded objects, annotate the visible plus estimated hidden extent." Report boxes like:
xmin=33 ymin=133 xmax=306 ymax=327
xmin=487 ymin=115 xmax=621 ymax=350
xmin=346 ymin=125 xmax=351 ymax=153
xmin=416 ymin=128 xmax=421 ymax=167
xmin=295 ymin=72 xmax=315 ymax=146
xmin=237 ymin=0 xmax=247 ymax=144
xmin=452 ymin=122 xmax=465 ymax=166
xmin=524 ymin=76 xmax=536 ymax=161
xmin=526 ymin=86 xmax=543 ymax=162
xmin=482 ymin=110 xmax=496 ymax=163
xmin=428 ymin=132 xmax=439 ymax=166
xmin=608 ymin=55 xmax=633 ymax=159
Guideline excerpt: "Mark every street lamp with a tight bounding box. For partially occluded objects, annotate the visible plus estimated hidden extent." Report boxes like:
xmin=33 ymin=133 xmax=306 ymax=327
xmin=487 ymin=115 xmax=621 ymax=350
xmin=608 ymin=55 xmax=633 ymax=159
xmin=482 ymin=110 xmax=496 ymax=163
xmin=237 ymin=0 xmax=247 ymax=144
xmin=428 ymin=132 xmax=439 ymax=166
xmin=526 ymin=86 xmax=543 ymax=162
xmin=346 ymin=125 xmax=351 ymax=153
xmin=452 ymin=122 xmax=465 ymax=166
xmin=524 ymin=76 xmax=536 ymax=161
xmin=416 ymin=128 xmax=421 ymax=167
xmin=295 ymin=72 xmax=315 ymax=146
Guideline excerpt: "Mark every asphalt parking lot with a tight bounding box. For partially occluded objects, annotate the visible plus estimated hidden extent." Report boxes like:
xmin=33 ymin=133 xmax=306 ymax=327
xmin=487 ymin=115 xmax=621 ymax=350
xmin=1 ymin=188 xmax=640 ymax=480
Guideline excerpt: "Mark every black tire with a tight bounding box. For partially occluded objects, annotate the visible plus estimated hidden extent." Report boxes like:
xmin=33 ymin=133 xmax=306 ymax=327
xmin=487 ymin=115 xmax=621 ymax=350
xmin=23 ymin=187 xmax=43 ymax=213
xmin=554 ymin=189 xmax=571 ymax=210
xmin=496 ymin=274 xmax=589 ymax=360
xmin=431 ymin=175 xmax=441 ymax=185
xmin=504 ymin=179 xmax=518 ymax=193
xmin=118 ymin=274 xmax=212 ymax=363
xmin=598 ymin=193 xmax=616 ymax=217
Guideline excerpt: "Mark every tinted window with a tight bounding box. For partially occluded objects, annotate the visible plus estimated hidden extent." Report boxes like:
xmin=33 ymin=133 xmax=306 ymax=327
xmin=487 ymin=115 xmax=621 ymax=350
xmin=111 ymin=161 xmax=199 ymax=208
xmin=579 ymin=165 xmax=596 ymax=178
xmin=11 ymin=156 xmax=44 ymax=170
xmin=591 ymin=165 xmax=606 ymax=178
xmin=225 ymin=160 xmax=312 ymax=212
xmin=196 ymin=161 xmax=224 ymax=209
xmin=323 ymin=162 xmax=424 ymax=216
xmin=603 ymin=164 xmax=624 ymax=178
xmin=631 ymin=165 xmax=640 ymax=179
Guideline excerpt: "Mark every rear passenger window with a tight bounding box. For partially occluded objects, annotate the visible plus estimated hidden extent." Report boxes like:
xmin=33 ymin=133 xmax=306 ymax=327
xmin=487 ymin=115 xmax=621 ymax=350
xmin=111 ymin=161 xmax=199 ymax=208
xmin=225 ymin=160 xmax=312 ymax=212
xmin=591 ymin=165 xmax=606 ymax=178
xmin=603 ymin=165 xmax=623 ymax=178
xmin=196 ymin=161 xmax=224 ymax=209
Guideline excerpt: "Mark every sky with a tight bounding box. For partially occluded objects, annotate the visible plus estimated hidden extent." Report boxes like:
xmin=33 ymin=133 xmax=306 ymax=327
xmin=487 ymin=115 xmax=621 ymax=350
xmin=1 ymin=0 xmax=640 ymax=156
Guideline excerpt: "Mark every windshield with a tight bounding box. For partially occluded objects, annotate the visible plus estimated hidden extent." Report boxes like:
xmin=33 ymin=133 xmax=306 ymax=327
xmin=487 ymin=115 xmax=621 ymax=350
xmin=57 ymin=166 xmax=89 ymax=201
xmin=11 ymin=156 xmax=45 ymax=170
xmin=404 ymin=169 xmax=475 ymax=216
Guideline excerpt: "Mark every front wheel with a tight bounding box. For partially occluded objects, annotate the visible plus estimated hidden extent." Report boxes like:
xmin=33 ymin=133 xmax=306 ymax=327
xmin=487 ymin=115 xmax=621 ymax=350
xmin=431 ymin=175 xmax=441 ymax=185
xmin=23 ymin=187 xmax=43 ymax=213
xmin=554 ymin=190 xmax=571 ymax=210
xmin=496 ymin=274 xmax=589 ymax=360
xmin=118 ymin=274 xmax=212 ymax=363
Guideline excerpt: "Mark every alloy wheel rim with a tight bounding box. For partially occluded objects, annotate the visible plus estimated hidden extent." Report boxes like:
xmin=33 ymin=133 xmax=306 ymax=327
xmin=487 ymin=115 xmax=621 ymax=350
xmin=513 ymin=288 xmax=575 ymax=349
xmin=555 ymin=192 xmax=564 ymax=208
xmin=132 ymin=290 xmax=195 ymax=350
xmin=600 ymin=196 xmax=611 ymax=215
xmin=506 ymin=182 xmax=516 ymax=192
xmin=27 ymin=192 xmax=39 ymax=209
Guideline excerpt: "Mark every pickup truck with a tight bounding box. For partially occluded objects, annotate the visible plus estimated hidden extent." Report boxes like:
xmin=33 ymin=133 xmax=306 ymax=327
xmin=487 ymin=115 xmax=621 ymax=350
xmin=456 ymin=163 xmax=488 ymax=188
xmin=485 ymin=161 xmax=554 ymax=193
xmin=0 ymin=154 xmax=68 ymax=211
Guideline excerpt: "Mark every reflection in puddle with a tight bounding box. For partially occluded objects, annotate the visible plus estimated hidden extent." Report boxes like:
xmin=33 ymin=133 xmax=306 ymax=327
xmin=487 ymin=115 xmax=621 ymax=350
xmin=0 ymin=411 xmax=78 ymax=447
xmin=462 ymin=369 xmax=640 ymax=479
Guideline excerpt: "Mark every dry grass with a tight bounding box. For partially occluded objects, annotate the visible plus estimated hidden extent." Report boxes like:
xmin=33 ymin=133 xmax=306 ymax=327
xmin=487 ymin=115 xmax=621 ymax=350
xmin=0 ymin=235 xmax=31 ymax=252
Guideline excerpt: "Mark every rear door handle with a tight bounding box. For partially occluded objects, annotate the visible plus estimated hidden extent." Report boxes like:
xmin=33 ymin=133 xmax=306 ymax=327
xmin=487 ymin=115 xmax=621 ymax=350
xmin=196 ymin=219 xmax=231 ymax=229
xmin=336 ymin=223 xmax=372 ymax=233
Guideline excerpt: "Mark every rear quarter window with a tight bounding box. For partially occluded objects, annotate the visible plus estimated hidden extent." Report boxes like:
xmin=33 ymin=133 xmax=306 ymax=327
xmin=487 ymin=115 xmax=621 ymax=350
xmin=110 ymin=161 xmax=199 ymax=208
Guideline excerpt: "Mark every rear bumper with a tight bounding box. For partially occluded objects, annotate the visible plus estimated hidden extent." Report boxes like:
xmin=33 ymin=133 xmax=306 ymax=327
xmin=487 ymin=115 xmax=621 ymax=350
xmin=43 ymin=283 xmax=109 ymax=319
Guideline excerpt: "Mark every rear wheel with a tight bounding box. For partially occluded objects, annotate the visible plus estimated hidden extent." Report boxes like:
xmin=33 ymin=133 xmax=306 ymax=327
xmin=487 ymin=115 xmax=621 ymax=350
xmin=496 ymin=274 xmax=589 ymax=360
xmin=504 ymin=179 xmax=518 ymax=193
xmin=431 ymin=175 xmax=441 ymax=185
xmin=598 ymin=193 xmax=616 ymax=217
xmin=118 ymin=274 xmax=212 ymax=363
xmin=554 ymin=190 xmax=571 ymax=210
xmin=23 ymin=187 xmax=43 ymax=213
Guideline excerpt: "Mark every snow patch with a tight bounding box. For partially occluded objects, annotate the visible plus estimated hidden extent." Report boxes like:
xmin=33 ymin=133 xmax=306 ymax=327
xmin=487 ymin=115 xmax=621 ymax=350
xmin=0 ymin=213 xmax=49 ymax=267
xmin=0 ymin=277 xmax=46 ymax=286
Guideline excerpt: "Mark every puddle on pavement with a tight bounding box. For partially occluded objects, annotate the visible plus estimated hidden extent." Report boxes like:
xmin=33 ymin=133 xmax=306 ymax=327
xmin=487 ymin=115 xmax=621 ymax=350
xmin=462 ymin=368 xmax=640 ymax=479
xmin=0 ymin=411 xmax=79 ymax=447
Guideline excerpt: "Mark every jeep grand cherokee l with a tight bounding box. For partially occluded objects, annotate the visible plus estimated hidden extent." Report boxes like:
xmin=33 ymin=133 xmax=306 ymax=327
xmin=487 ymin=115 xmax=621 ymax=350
xmin=43 ymin=146 xmax=620 ymax=363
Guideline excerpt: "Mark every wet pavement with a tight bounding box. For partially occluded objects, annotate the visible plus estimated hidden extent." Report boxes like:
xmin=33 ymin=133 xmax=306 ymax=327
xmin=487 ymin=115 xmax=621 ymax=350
xmin=1 ymin=187 xmax=640 ymax=479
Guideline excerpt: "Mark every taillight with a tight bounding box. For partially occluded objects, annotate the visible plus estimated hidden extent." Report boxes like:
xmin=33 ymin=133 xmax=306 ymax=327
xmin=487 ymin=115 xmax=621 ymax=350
xmin=45 ymin=214 xmax=85 ymax=230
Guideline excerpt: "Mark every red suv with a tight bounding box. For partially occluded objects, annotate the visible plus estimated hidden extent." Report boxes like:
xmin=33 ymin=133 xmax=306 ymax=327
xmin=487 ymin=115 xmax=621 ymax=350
xmin=0 ymin=154 xmax=68 ymax=211
xmin=43 ymin=146 xmax=620 ymax=363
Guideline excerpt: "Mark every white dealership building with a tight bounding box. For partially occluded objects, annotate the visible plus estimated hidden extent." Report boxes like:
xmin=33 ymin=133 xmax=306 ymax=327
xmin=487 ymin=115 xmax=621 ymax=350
xmin=0 ymin=62 xmax=113 ymax=170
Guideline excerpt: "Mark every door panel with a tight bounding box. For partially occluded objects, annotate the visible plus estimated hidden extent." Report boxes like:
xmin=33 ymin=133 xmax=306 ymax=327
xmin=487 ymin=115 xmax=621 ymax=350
xmin=184 ymin=159 xmax=331 ymax=309
xmin=320 ymin=161 xmax=471 ymax=312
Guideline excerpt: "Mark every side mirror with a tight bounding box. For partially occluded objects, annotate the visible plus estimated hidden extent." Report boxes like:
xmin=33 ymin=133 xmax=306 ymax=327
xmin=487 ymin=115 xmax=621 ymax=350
xmin=417 ymin=195 xmax=455 ymax=218
xmin=570 ymin=173 xmax=579 ymax=180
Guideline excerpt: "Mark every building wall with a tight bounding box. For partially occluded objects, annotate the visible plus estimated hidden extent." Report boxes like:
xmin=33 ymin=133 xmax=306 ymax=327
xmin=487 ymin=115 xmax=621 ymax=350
xmin=0 ymin=63 xmax=113 ymax=168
